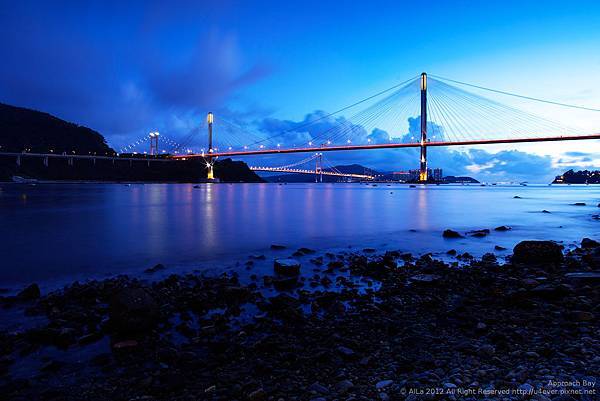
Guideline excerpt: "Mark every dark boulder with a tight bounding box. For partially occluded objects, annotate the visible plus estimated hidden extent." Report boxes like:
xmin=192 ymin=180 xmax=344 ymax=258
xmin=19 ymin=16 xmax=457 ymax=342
xmin=468 ymin=229 xmax=490 ymax=237
xmin=270 ymin=244 xmax=286 ymax=250
xmin=494 ymin=225 xmax=512 ymax=231
xmin=581 ymin=238 xmax=600 ymax=248
xmin=572 ymin=202 xmax=586 ymax=206
xmin=512 ymin=241 xmax=563 ymax=265
xmin=17 ymin=284 xmax=41 ymax=301
xmin=144 ymin=264 xmax=165 ymax=274
xmin=274 ymin=259 xmax=301 ymax=276
xmin=443 ymin=229 xmax=463 ymax=238
xmin=109 ymin=287 xmax=159 ymax=334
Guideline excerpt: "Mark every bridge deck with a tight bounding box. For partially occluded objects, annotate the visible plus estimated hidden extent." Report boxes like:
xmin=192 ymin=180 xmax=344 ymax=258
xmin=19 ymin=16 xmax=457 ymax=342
xmin=172 ymin=134 xmax=600 ymax=158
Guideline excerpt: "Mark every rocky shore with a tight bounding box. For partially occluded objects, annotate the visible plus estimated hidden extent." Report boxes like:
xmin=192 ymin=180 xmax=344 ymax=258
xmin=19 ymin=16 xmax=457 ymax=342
xmin=0 ymin=239 xmax=598 ymax=401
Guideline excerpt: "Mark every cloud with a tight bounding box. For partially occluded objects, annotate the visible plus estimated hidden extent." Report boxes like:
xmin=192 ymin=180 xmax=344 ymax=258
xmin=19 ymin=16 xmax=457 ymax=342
xmin=243 ymin=111 xmax=559 ymax=182
xmin=564 ymin=151 xmax=591 ymax=157
xmin=0 ymin=3 xmax=269 ymax=146
xmin=145 ymin=33 xmax=271 ymax=111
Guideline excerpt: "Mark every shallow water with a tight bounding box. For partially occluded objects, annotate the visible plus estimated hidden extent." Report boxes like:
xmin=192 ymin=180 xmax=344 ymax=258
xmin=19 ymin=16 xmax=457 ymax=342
xmin=1 ymin=182 xmax=599 ymax=289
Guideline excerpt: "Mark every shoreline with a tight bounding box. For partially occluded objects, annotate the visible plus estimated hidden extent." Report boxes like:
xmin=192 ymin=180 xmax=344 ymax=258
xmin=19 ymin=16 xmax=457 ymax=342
xmin=1 ymin=239 xmax=598 ymax=400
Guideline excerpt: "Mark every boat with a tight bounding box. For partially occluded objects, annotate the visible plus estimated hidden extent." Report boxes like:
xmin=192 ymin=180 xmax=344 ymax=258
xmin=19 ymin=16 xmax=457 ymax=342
xmin=11 ymin=176 xmax=38 ymax=184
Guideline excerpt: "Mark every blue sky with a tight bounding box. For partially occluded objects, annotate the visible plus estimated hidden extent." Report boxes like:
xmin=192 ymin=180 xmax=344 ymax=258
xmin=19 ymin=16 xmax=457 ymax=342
xmin=1 ymin=0 xmax=600 ymax=181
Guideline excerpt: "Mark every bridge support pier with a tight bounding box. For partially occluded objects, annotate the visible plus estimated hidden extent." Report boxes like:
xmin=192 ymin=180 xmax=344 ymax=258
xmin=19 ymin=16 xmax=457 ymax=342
xmin=43 ymin=156 xmax=48 ymax=167
xmin=68 ymin=157 xmax=73 ymax=166
xmin=16 ymin=155 xmax=21 ymax=166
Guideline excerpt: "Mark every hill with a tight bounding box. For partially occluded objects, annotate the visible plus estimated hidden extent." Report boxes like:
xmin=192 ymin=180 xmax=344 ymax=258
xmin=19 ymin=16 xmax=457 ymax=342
xmin=553 ymin=169 xmax=600 ymax=184
xmin=0 ymin=103 xmax=113 ymax=155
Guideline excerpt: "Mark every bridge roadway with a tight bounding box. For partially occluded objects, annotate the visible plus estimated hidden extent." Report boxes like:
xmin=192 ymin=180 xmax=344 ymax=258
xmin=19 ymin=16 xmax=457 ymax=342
xmin=172 ymin=134 xmax=600 ymax=159
xmin=0 ymin=151 xmax=177 ymax=163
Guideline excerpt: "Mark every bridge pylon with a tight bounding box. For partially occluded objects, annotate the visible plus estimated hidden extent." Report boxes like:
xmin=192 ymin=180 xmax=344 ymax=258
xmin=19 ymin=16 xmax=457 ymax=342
xmin=149 ymin=132 xmax=159 ymax=155
xmin=315 ymin=153 xmax=323 ymax=182
xmin=206 ymin=112 xmax=217 ymax=181
xmin=419 ymin=72 xmax=428 ymax=182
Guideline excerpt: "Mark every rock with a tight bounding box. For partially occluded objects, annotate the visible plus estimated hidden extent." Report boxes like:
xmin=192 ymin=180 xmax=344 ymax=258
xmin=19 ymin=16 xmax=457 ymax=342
xmin=144 ymin=263 xmax=165 ymax=274
xmin=478 ymin=344 xmax=495 ymax=357
xmin=494 ymin=225 xmax=512 ymax=231
xmin=109 ymin=287 xmax=159 ymax=334
xmin=572 ymin=202 xmax=586 ymax=206
xmin=375 ymin=380 xmax=393 ymax=390
xmin=447 ymin=249 xmax=457 ymax=255
xmin=495 ymin=245 xmax=507 ymax=251
xmin=272 ymin=276 xmax=299 ymax=291
xmin=363 ymin=248 xmax=376 ymax=253
xmin=308 ymin=382 xmax=329 ymax=395
xmin=409 ymin=274 xmax=440 ymax=283
xmin=17 ymin=283 xmax=40 ymax=300
xmin=581 ymin=238 xmax=600 ymax=248
xmin=518 ymin=383 xmax=534 ymax=394
xmin=334 ymin=379 xmax=354 ymax=394
xmin=112 ymin=340 xmax=138 ymax=349
xmin=337 ymin=346 xmax=356 ymax=359
xmin=78 ymin=332 xmax=103 ymax=345
xmin=41 ymin=360 xmax=63 ymax=372
xmin=274 ymin=259 xmax=301 ymax=276
xmin=564 ymin=272 xmax=600 ymax=284
xmin=542 ymin=209 xmax=551 ymax=213
xmin=570 ymin=311 xmax=594 ymax=322
xmin=512 ymin=241 xmax=563 ymax=265
xmin=248 ymin=388 xmax=266 ymax=400
xmin=469 ymin=229 xmax=490 ymax=237
xmin=297 ymin=247 xmax=316 ymax=255
xmin=521 ymin=278 xmax=540 ymax=287
xmin=514 ymin=195 xmax=522 ymax=199
xmin=270 ymin=244 xmax=286 ymax=250
xmin=443 ymin=229 xmax=463 ymax=238
xmin=529 ymin=284 xmax=571 ymax=300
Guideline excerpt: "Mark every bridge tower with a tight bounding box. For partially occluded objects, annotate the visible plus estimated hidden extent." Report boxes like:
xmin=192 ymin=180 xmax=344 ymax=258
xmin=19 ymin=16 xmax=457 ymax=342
xmin=149 ymin=132 xmax=159 ymax=155
xmin=315 ymin=152 xmax=323 ymax=183
xmin=419 ymin=72 xmax=428 ymax=182
xmin=206 ymin=112 xmax=215 ymax=180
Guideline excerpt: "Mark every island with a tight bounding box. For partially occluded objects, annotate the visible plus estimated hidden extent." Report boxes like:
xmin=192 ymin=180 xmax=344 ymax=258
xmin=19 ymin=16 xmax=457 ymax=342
xmin=553 ymin=169 xmax=600 ymax=184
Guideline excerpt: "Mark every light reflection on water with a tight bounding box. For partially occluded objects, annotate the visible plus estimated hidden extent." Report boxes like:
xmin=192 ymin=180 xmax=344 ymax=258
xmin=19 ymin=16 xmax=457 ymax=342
xmin=0 ymin=183 xmax=598 ymax=288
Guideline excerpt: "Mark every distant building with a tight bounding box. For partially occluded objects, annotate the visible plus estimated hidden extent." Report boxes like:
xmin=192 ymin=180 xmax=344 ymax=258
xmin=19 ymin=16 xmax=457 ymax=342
xmin=392 ymin=171 xmax=411 ymax=182
xmin=405 ymin=168 xmax=442 ymax=182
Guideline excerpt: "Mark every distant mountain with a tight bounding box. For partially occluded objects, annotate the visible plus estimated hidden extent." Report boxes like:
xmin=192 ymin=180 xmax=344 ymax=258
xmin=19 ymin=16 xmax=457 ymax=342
xmin=553 ymin=169 xmax=600 ymax=184
xmin=443 ymin=175 xmax=480 ymax=183
xmin=0 ymin=103 xmax=114 ymax=155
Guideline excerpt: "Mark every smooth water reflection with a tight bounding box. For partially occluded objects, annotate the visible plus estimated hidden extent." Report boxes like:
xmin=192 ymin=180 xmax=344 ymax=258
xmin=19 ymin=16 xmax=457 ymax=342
xmin=0 ymin=183 xmax=599 ymax=287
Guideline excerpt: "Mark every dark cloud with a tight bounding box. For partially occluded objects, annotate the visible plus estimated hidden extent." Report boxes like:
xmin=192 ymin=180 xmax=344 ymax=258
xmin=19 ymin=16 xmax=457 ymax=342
xmin=0 ymin=3 xmax=269 ymax=146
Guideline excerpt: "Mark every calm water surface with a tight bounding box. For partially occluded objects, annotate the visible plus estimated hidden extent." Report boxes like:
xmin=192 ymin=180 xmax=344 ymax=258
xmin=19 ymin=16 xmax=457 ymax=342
xmin=1 ymin=183 xmax=599 ymax=289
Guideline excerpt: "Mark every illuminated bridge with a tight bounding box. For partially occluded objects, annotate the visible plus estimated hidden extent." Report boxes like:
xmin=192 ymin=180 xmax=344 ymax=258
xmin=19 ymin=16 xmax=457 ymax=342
xmin=170 ymin=73 xmax=600 ymax=181
xmin=122 ymin=72 xmax=600 ymax=181
xmin=248 ymin=153 xmax=374 ymax=182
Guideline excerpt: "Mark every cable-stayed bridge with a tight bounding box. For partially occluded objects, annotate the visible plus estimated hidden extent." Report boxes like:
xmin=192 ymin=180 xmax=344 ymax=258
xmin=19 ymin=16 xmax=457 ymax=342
xmin=167 ymin=73 xmax=600 ymax=181
xmin=72 ymin=72 xmax=600 ymax=182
